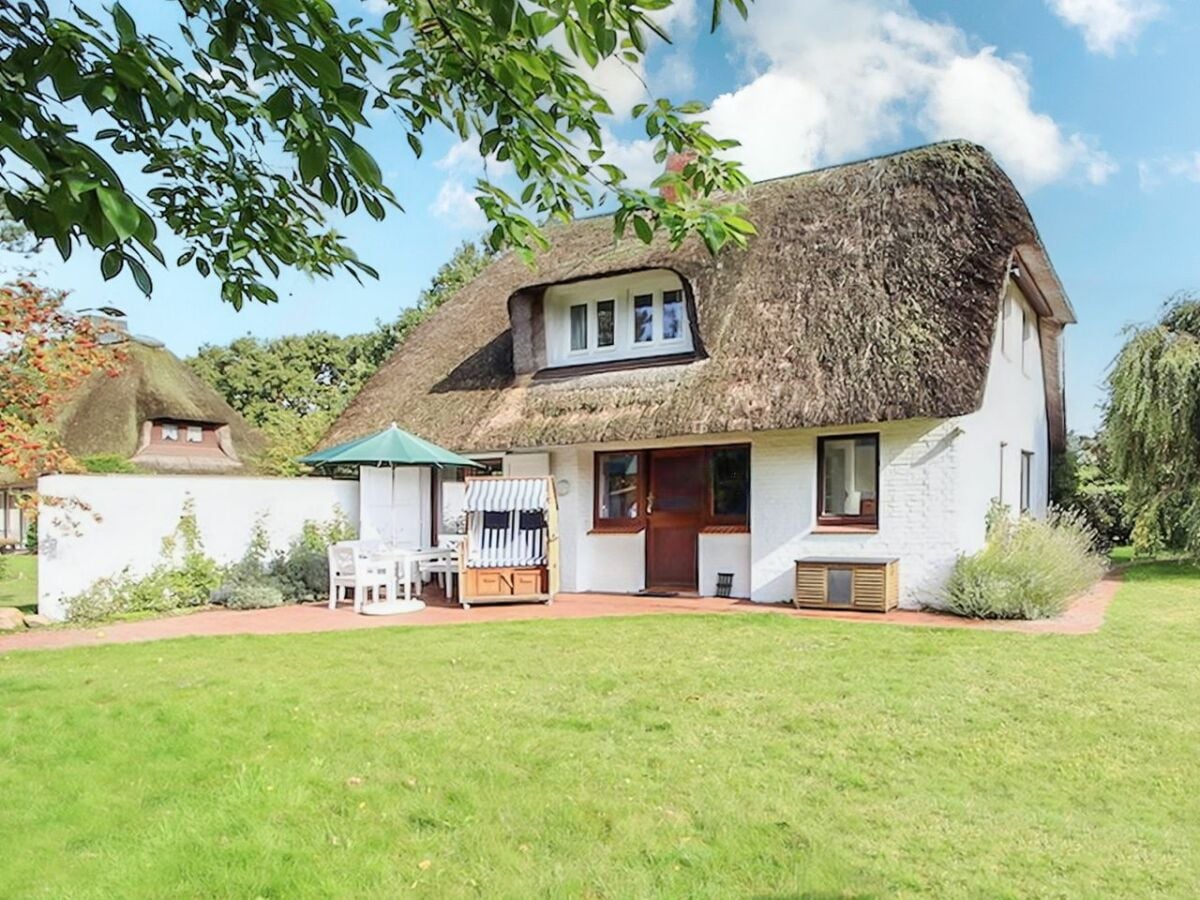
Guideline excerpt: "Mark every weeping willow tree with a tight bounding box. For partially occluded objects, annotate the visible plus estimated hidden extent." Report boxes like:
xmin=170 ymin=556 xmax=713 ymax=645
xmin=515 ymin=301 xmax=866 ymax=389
xmin=1105 ymin=294 xmax=1200 ymax=557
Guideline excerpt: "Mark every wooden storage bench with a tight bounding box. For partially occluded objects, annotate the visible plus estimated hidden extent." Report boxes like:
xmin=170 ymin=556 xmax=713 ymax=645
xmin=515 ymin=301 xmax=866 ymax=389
xmin=793 ymin=557 xmax=899 ymax=612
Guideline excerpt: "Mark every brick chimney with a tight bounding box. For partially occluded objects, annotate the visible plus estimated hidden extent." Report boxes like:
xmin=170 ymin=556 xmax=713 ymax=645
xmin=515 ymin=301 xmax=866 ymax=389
xmin=660 ymin=149 xmax=698 ymax=203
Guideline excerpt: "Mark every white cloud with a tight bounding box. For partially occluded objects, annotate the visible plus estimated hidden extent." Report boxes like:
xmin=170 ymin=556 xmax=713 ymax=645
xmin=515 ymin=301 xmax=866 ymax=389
xmin=360 ymin=0 xmax=390 ymax=13
xmin=596 ymin=127 xmax=661 ymax=189
xmin=1137 ymin=151 xmax=1200 ymax=189
xmin=700 ymin=0 xmax=1114 ymax=191
xmin=1046 ymin=0 xmax=1162 ymax=54
xmin=435 ymin=139 xmax=511 ymax=178
xmin=925 ymin=50 xmax=1117 ymax=187
xmin=430 ymin=181 xmax=485 ymax=230
xmin=654 ymin=49 xmax=698 ymax=96
xmin=651 ymin=0 xmax=700 ymax=33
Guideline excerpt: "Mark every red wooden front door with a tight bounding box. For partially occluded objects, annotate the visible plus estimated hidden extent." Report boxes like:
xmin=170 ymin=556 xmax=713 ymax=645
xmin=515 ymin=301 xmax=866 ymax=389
xmin=646 ymin=448 xmax=705 ymax=590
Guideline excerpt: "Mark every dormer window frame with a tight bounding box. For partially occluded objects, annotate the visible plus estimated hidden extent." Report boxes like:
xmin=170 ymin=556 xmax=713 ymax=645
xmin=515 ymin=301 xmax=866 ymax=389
xmin=544 ymin=270 xmax=694 ymax=369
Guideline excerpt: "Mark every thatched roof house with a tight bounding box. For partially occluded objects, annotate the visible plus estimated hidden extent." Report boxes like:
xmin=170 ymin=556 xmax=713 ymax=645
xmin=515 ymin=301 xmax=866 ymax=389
xmin=328 ymin=140 xmax=1076 ymax=610
xmin=325 ymin=140 xmax=1072 ymax=454
xmin=64 ymin=334 xmax=264 ymax=471
xmin=3 ymin=323 xmax=263 ymax=485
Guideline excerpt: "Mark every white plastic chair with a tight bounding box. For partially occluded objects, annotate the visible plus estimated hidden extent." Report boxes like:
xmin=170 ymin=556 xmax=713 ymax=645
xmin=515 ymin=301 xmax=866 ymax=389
xmin=328 ymin=541 xmax=390 ymax=612
xmin=419 ymin=550 xmax=460 ymax=601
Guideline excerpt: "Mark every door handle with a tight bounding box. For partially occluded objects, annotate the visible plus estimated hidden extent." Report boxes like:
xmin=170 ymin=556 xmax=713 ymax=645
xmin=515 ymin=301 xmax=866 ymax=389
xmin=646 ymin=492 xmax=654 ymax=515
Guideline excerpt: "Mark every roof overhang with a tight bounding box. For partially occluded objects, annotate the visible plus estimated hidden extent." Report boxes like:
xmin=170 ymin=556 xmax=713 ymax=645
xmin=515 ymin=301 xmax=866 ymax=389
xmin=1012 ymin=244 xmax=1075 ymax=326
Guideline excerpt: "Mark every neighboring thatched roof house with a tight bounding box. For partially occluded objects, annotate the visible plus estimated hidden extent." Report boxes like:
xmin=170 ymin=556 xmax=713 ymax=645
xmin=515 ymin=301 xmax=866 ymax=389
xmin=4 ymin=322 xmax=264 ymax=485
xmin=324 ymin=140 xmax=1073 ymax=455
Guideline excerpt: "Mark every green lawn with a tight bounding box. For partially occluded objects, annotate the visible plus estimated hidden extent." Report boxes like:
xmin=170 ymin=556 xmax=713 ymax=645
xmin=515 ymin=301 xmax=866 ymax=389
xmin=0 ymin=554 xmax=36 ymax=613
xmin=1 ymin=564 xmax=1198 ymax=897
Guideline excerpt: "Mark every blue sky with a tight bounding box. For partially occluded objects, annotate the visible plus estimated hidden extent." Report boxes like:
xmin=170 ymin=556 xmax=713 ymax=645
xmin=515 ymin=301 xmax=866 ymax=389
xmin=11 ymin=0 xmax=1200 ymax=434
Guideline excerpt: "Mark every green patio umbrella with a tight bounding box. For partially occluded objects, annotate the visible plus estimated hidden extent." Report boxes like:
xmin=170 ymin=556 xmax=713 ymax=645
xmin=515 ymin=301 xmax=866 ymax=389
xmin=299 ymin=423 xmax=486 ymax=470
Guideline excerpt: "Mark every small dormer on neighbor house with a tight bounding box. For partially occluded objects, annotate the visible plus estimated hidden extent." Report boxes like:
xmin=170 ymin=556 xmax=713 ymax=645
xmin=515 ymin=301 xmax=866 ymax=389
xmin=322 ymin=141 xmax=1075 ymax=610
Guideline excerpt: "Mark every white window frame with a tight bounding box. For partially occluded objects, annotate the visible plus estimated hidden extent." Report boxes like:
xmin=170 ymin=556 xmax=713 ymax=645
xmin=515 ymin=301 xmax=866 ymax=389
xmin=544 ymin=270 xmax=693 ymax=368
xmin=186 ymin=425 xmax=204 ymax=444
xmin=161 ymin=422 xmax=179 ymax=442
xmin=1000 ymin=293 xmax=1013 ymax=357
xmin=1021 ymin=305 xmax=1035 ymax=376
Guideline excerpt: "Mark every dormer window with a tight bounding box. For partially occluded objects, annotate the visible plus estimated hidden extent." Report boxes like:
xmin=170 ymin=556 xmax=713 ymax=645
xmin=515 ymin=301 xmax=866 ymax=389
xmin=161 ymin=423 xmax=179 ymax=442
xmin=542 ymin=270 xmax=695 ymax=370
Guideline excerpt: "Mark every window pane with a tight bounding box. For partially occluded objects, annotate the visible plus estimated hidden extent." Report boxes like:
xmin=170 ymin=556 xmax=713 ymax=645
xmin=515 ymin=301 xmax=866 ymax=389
xmin=634 ymin=294 xmax=654 ymax=343
xmin=161 ymin=423 xmax=178 ymax=441
xmin=820 ymin=436 xmax=878 ymax=520
xmin=662 ymin=290 xmax=683 ymax=340
xmin=1020 ymin=452 xmax=1033 ymax=513
xmin=597 ymin=453 xmax=640 ymax=519
xmin=711 ymin=446 xmax=749 ymax=519
xmin=187 ymin=425 xmax=203 ymax=443
xmin=570 ymin=304 xmax=588 ymax=351
xmin=597 ymin=299 xmax=615 ymax=348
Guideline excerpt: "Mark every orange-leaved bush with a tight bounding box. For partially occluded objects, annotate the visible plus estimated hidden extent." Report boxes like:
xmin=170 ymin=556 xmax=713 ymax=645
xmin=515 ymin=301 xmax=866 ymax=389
xmin=0 ymin=279 xmax=123 ymax=481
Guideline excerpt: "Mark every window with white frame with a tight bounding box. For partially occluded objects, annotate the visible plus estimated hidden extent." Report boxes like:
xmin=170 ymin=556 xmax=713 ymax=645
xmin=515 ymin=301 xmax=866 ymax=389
xmin=1020 ymin=450 xmax=1034 ymax=513
xmin=1001 ymin=293 xmax=1013 ymax=356
xmin=543 ymin=270 xmax=695 ymax=368
xmin=186 ymin=425 xmax=204 ymax=443
xmin=1021 ymin=305 xmax=1035 ymax=375
xmin=161 ymin=422 xmax=179 ymax=442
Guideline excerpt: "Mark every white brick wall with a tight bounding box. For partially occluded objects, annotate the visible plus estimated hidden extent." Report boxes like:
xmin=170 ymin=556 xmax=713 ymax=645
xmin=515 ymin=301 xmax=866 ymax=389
xmin=749 ymin=420 xmax=962 ymax=607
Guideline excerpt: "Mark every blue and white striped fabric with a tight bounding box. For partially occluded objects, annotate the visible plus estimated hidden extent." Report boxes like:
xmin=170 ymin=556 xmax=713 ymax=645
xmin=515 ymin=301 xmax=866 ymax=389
xmin=464 ymin=478 xmax=549 ymax=568
xmin=463 ymin=477 xmax=549 ymax=513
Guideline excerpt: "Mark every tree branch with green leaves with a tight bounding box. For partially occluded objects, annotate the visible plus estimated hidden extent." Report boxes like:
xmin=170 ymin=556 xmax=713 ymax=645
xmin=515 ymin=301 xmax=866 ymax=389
xmin=0 ymin=0 xmax=755 ymax=309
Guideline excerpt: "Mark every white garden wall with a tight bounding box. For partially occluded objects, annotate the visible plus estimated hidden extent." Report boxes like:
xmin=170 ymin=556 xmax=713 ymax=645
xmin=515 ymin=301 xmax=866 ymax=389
xmin=37 ymin=474 xmax=359 ymax=621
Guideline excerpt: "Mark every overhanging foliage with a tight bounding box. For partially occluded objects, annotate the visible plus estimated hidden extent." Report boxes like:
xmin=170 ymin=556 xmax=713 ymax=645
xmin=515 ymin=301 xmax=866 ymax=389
xmin=0 ymin=0 xmax=755 ymax=309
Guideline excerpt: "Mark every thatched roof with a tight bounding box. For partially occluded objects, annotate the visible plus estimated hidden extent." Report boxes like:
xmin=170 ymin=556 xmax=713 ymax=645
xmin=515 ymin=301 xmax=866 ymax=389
xmin=326 ymin=141 xmax=1073 ymax=453
xmin=56 ymin=338 xmax=264 ymax=470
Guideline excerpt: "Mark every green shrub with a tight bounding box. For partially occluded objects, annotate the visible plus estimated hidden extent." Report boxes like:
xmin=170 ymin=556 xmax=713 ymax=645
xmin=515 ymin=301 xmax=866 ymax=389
xmin=79 ymin=454 xmax=138 ymax=474
xmin=222 ymin=579 xmax=285 ymax=610
xmin=214 ymin=510 xmax=355 ymax=608
xmin=267 ymin=511 xmax=356 ymax=602
xmin=943 ymin=507 xmax=1107 ymax=620
xmin=63 ymin=572 xmax=135 ymax=624
xmin=63 ymin=498 xmax=221 ymax=623
xmin=24 ymin=519 xmax=36 ymax=553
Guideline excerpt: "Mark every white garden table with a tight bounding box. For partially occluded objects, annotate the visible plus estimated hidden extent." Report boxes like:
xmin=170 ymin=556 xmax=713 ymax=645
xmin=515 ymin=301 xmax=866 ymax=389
xmin=375 ymin=547 xmax=458 ymax=604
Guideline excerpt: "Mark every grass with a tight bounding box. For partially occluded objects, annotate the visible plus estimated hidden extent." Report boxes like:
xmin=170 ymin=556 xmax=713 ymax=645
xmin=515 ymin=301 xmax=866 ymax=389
xmin=0 ymin=554 xmax=36 ymax=614
xmin=1 ymin=564 xmax=1199 ymax=897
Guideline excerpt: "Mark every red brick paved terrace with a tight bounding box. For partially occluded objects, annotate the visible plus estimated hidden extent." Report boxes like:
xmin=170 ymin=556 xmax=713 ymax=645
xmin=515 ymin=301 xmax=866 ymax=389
xmin=0 ymin=573 xmax=1120 ymax=653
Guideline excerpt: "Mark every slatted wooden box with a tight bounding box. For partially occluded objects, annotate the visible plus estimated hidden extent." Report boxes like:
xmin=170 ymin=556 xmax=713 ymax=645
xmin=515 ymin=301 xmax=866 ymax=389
xmin=793 ymin=557 xmax=899 ymax=612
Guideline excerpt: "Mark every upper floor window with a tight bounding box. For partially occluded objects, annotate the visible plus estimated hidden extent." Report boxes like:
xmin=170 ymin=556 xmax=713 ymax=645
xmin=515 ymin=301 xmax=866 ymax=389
xmin=161 ymin=423 xmax=179 ymax=442
xmin=544 ymin=270 xmax=695 ymax=369
xmin=1021 ymin=306 xmax=1035 ymax=375
xmin=186 ymin=425 xmax=204 ymax=443
xmin=1001 ymin=294 xmax=1013 ymax=357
